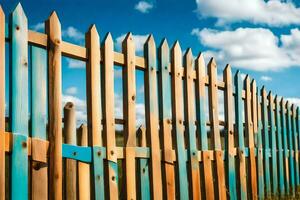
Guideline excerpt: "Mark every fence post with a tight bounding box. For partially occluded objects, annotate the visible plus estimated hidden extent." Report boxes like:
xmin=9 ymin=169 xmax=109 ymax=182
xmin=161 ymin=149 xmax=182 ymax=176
xmin=195 ymin=53 xmax=214 ymax=199
xmin=158 ymin=39 xmax=175 ymax=199
xmin=208 ymin=58 xmax=226 ymax=199
xmin=46 ymin=11 xmax=63 ymax=200
xmin=292 ymin=105 xmax=300 ymax=196
xmin=224 ymin=65 xmax=237 ymax=199
xmin=235 ymin=71 xmax=247 ymax=199
xmin=31 ymin=45 xmax=48 ymax=200
xmin=78 ymin=124 xmax=90 ymax=200
xmin=0 ymin=6 xmax=5 ymax=200
xmin=102 ymin=32 xmax=118 ymax=199
xmin=122 ymin=33 xmax=137 ymax=200
xmin=171 ymin=41 xmax=189 ymax=199
xmin=11 ymin=4 xmax=29 ymax=200
xmin=287 ymin=102 xmax=295 ymax=196
xmin=64 ymin=102 xmax=77 ymax=200
xmin=144 ymin=35 xmax=163 ymax=200
xmin=184 ymin=48 xmax=200 ymax=200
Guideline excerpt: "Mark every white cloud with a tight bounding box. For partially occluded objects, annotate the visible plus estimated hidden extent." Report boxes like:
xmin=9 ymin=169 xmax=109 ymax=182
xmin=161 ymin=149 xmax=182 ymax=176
xmin=116 ymin=34 xmax=149 ymax=54
xmin=261 ymin=76 xmax=272 ymax=81
xmin=62 ymin=94 xmax=87 ymax=124
xmin=195 ymin=0 xmax=300 ymax=27
xmin=135 ymin=1 xmax=153 ymax=13
xmin=66 ymin=58 xmax=85 ymax=69
xmin=31 ymin=22 xmax=44 ymax=32
xmin=65 ymin=86 xmax=78 ymax=95
xmin=191 ymin=27 xmax=300 ymax=71
xmin=62 ymin=26 xmax=84 ymax=43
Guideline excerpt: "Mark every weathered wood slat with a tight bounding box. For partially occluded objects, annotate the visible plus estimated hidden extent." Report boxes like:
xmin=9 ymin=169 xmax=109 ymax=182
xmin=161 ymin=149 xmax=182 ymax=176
xmin=103 ymin=32 xmax=119 ymax=200
xmin=11 ymin=4 xmax=29 ymax=200
xmin=46 ymin=11 xmax=63 ymax=200
xmin=275 ymin=96 xmax=285 ymax=196
xmin=78 ymin=125 xmax=91 ymax=200
xmin=122 ymin=33 xmax=137 ymax=200
xmin=281 ymin=99 xmax=290 ymax=194
xmin=0 ymin=6 xmax=5 ymax=200
xmin=184 ymin=49 xmax=201 ymax=200
xmin=245 ymin=76 xmax=257 ymax=199
xmin=144 ymin=35 xmax=163 ymax=199
xmin=287 ymin=102 xmax=295 ymax=196
xmin=224 ymin=65 xmax=237 ymax=199
xmin=292 ymin=105 xmax=300 ymax=193
xmin=138 ymin=126 xmax=150 ymax=200
xmin=64 ymin=102 xmax=77 ymax=200
xmin=31 ymin=46 xmax=48 ymax=200
xmin=85 ymin=25 xmax=104 ymax=200
xmin=256 ymin=86 xmax=265 ymax=199
xmin=235 ymin=71 xmax=247 ymax=199
xmin=158 ymin=39 xmax=175 ymax=200
xmin=171 ymin=41 xmax=189 ymax=199
xmin=268 ymin=92 xmax=278 ymax=196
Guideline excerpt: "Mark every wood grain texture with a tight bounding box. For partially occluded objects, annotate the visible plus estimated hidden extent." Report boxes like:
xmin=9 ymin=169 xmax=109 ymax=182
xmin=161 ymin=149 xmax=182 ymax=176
xmin=224 ymin=65 xmax=237 ymax=199
xmin=245 ymin=76 xmax=257 ymax=199
xmin=122 ymin=33 xmax=137 ymax=200
xmin=144 ymin=35 xmax=163 ymax=200
xmin=275 ymin=96 xmax=285 ymax=197
xmin=31 ymin=46 xmax=48 ymax=200
xmin=46 ymin=11 xmax=63 ymax=200
xmin=158 ymin=39 xmax=175 ymax=200
xmin=64 ymin=102 xmax=77 ymax=200
xmin=11 ymin=4 xmax=29 ymax=200
xmin=0 ymin=6 xmax=5 ymax=200
xmin=171 ymin=41 xmax=189 ymax=199
xmin=268 ymin=92 xmax=278 ymax=196
xmin=103 ymin=32 xmax=119 ymax=200
xmin=235 ymin=71 xmax=247 ymax=199
xmin=78 ymin=125 xmax=91 ymax=200
xmin=208 ymin=58 xmax=226 ymax=199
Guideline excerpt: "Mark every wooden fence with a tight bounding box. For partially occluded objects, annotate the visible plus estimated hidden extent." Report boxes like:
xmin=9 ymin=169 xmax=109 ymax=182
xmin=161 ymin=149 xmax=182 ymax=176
xmin=1 ymin=3 xmax=300 ymax=200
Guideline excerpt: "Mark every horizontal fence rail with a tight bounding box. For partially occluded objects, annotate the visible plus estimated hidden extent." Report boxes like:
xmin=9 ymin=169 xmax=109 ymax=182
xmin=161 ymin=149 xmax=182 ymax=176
xmin=1 ymin=3 xmax=300 ymax=200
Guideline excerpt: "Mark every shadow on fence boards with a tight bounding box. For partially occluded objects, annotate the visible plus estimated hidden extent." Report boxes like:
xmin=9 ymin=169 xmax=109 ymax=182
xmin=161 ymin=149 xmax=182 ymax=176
xmin=1 ymin=3 xmax=300 ymax=200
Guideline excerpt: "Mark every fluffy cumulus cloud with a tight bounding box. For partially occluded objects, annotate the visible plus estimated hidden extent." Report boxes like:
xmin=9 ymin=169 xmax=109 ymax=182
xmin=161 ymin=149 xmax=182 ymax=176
xmin=62 ymin=94 xmax=87 ymax=124
xmin=116 ymin=33 xmax=149 ymax=54
xmin=66 ymin=58 xmax=85 ymax=69
xmin=195 ymin=0 xmax=300 ymax=27
xmin=261 ymin=75 xmax=272 ymax=81
xmin=65 ymin=86 xmax=78 ymax=95
xmin=31 ymin=22 xmax=44 ymax=32
xmin=134 ymin=1 xmax=153 ymax=13
xmin=62 ymin=26 xmax=85 ymax=43
xmin=191 ymin=27 xmax=300 ymax=71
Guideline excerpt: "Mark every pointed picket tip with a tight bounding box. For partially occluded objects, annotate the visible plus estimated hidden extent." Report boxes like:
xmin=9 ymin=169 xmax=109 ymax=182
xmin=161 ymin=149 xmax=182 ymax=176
xmin=145 ymin=34 xmax=155 ymax=45
xmin=286 ymin=101 xmax=290 ymax=108
xmin=123 ymin=32 xmax=133 ymax=42
xmin=245 ymin=74 xmax=250 ymax=83
xmin=280 ymin=97 xmax=285 ymax=105
xmin=274 ymin=95 xmax=278 ymax=102
xmin=160 ymin=38 xmax=169 ymax=51
xmin=0 ymin=5 xmax=4 ymax=16
xmin=196 ymin=53 xmax=204 ymax=62
xmin=234 ymin=70 xmax=241 ymax=79
xmin=171 ymin=40 xmax=181 ymax=52
xmin=104 ymin=32 xmax=113 ymax=44
xmin=268 ymin=91 xmax=272 ymax=99
xmin=88 ymin=24 xmax=98 ymax=34
xmin=208 ymin=57 xmax=217 ymax=67
xmin=224 ymin=64 xmax=231 ymax=72
xmin=184 ymin=48 xmax=193 ymax=59
xmin=251 ymin=79 xmax=256 ymax=87
xmin=12 ymin=2 xmax=27 ymax=20
xmin=260 ymin=86 xmax=266 ymax=95
xmin=48 ymin=11 xmax=59 ymax=22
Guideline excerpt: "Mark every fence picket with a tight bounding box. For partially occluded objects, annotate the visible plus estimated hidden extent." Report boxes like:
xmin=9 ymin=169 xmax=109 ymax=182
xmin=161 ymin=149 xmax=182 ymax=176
xmin=261 ymin=87 xmax=271 ymax=197
xmin=224 ymin=65 xmax=237 ymax=200
xmin=287 ymin=102 xmax=295 ymax=196
xmin=85 ymin=25 xmax=104 ymax=200
xmin=122 ymin=33 xmax=137 ymax=200
xmin=11 ymin=4 xmax=29 ymax=200
xmin=275 ymin=96 xmax=285 ymax=196
xmin=158 ymin=39 xmax=175 ymax=200
xmin=256 ymin=86 xmax=264 ymax=199
xmin=144 ymin=35 xmax=163 ymax=199
xmin=292 ymin=105 xmax=299 ymax=191
xmin=281 ymin=99 xmax=290 ymax=195
xmin=268 ymin=92 xmax=278 ymax=196
xmin=0 ymin=6 xmax=5 ymax=200
xmin=103 ymin=32 xmax=118 ymax=200
xmin=245 ymin=76 xmax=257 ymax=199
xmin=31 ymin=45 xmax=48 ymax=200
xmin=171 ymin=41 xmax=189 ymax=199
xmin=235 ymin=71 xmax=247 ymax=199
xmin=184 ymin=48 xmax=201 ymax=200
xmin=46 ymin=11 xmax=63 ymax=200
xmin=78 ymin=124 xmax=91 ymax=200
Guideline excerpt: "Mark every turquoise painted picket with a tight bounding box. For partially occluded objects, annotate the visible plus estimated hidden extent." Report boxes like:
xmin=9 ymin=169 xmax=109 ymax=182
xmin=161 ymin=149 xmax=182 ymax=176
xmin=1 ymin=3 xmax=300 ymax=200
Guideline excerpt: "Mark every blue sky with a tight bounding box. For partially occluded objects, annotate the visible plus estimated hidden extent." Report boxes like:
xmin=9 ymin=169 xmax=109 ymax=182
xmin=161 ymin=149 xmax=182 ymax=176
xmin=1 ymin=0 xmax=300 ymax=126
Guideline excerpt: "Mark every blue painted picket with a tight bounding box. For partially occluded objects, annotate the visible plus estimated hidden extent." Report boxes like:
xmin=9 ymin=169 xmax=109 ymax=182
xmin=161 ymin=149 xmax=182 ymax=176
xmin=287 ymin=102 xmax=295 ymax=196
xmin=10 ymin=4 xmax=29 ymax=200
